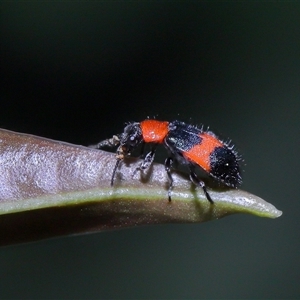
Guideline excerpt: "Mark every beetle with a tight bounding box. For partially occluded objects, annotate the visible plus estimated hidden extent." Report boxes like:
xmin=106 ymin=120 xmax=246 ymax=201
xmin=93 ymin=119 xmax=242 ymax=203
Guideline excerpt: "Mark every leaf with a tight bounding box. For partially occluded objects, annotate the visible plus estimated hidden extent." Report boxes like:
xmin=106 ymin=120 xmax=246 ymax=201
xmin=0 ymin=128 xmax=282 ymax=246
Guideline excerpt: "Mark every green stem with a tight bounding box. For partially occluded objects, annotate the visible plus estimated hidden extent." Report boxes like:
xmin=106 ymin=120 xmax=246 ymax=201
xmin=0 ymin=129 xmax=282 ymax=246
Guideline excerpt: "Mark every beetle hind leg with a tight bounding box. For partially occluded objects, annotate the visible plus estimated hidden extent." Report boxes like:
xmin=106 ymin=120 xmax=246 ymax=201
xmin=189 ymin=168 xmax=214 ymax=204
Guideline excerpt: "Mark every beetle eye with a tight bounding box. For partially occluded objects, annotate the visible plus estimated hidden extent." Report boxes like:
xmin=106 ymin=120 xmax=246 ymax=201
xmin=121 ymin=123 xmax=143 ymax=147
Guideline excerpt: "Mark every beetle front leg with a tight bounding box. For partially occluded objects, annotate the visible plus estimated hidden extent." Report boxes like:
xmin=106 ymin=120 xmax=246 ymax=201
xmin=165 ymin=157 xmax=174 ymax=202
xmin=140 ymin=145 xmax=157 ymax=170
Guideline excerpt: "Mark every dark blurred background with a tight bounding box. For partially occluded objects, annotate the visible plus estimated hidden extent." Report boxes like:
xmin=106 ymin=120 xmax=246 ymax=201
xmin=1 ymin=2 xmax=299 ymax=298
